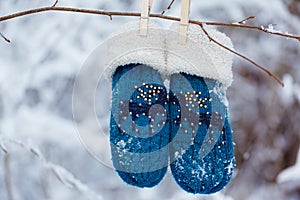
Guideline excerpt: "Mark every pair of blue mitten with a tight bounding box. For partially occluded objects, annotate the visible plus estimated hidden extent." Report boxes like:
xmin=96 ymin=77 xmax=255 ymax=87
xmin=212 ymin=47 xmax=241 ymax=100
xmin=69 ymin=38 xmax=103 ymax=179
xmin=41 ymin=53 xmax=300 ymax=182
xmin=105 ymin=21 xmax=235 ymax=194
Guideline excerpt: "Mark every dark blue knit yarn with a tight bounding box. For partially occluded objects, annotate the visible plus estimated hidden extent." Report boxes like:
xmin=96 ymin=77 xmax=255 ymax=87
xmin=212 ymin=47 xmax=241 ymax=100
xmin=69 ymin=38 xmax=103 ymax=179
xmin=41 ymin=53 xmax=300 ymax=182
xmin=169 ymin=73 xmax=235 ymax=194
xmin=110 ymin=64 xmax=169 ymax=188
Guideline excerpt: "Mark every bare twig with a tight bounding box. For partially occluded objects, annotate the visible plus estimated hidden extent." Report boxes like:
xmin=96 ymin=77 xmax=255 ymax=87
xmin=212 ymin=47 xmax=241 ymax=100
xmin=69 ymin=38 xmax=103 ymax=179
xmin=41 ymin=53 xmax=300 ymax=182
xmin=199 ymin=24 xmax=285 ymax=87
xmin=0 ymin=7 xmax=140 ymax=22
xmin=203 ymin=21 xmax=300 ymax=41
xmin=238 ymin=15 xmax=255 ymax=24
xmin=52 ymin=0 xmax=58 ymax=8
xmin=162 ymin=0 xmax=176 ymax=15
xmin=0 ymin=32 xmax=11 ymax=43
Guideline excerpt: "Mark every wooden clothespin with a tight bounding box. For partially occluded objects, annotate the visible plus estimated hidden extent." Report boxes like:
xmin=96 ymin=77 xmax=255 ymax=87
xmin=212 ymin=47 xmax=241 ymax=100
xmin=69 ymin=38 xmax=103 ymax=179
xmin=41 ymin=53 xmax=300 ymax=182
xmin=179 ymin=0 xmax=191 ymax=43
xmin=140 ymin=0 xmax=153 ymax=36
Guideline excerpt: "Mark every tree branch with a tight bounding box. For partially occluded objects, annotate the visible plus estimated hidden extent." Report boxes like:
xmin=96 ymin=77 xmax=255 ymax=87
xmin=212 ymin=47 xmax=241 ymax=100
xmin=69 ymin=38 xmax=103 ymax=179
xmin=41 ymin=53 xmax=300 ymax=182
xmin=199 ymin=24 xmax=285 ymax=87
xmin=0 ymin=6 xmax=299 ymax=41
xmin=237 ymin=15 xmax=255 ymax=24
xmin=203 ymin=21 xmax=300 ymax=41
xmin=1 ymin=6 xmax=298 ymax=86
xmin=0 ymin=138 xmax=102 ymax=199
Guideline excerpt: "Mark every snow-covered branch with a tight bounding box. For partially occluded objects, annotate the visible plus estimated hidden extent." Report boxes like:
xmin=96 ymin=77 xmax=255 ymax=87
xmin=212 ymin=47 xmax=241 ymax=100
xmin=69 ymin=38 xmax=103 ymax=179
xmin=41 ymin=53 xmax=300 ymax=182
xmin=0 ymin=137 xmax=103 ymax=200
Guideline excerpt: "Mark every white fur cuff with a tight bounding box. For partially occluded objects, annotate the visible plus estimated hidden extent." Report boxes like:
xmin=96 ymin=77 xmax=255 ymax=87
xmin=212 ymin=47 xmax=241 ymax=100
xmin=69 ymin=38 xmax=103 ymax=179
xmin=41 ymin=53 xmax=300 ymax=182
xmin=104 ymin=21 xmax=233 ymax=89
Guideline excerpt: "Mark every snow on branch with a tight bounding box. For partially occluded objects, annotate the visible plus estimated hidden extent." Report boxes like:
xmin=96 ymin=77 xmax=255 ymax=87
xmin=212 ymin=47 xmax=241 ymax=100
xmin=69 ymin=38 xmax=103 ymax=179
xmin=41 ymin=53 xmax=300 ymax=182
xmin=0 ymin=137 xmax=103 ymax=200
xmin=205 ymin=21 xmax=300 ymax=42
xmin=237 ymin=16 xmax=256 ymax=24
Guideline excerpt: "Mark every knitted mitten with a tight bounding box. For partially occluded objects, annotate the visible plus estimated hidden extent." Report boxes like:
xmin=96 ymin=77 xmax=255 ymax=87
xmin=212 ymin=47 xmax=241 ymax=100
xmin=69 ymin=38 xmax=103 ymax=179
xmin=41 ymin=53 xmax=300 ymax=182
xmin=110 ymin=63 xmax=169 ymax=187
xmin=106 ymin=21 xmax=169 ymax=187
xmin=169 ymin=74 xmax=234 ymax=194
xmin=166 ymin=23 xmax=235 ymax=194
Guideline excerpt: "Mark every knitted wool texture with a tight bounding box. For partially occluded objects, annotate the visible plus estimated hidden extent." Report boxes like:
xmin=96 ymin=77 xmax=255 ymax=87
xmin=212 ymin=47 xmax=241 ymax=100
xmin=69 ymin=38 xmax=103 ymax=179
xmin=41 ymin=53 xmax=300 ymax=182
xmin=169 ymin=73 xmax=235 ymax=194
xmin=110 ymin=64 xmax=169 ymax=187
xmin=107 ymin=20 xmax=235 ymax=193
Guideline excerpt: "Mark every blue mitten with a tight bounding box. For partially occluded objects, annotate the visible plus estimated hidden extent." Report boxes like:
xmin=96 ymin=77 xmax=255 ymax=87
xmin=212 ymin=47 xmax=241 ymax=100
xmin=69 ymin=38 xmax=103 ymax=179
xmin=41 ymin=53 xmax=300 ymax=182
xmin=110 ymin=63 xmax=169 ymax=187
xmin=106 ymin=21 xmax=169 ymax=188
xmin=169 ymin=74 xmax=234 ymax=194
xmin=166 ymin=23 xmax=235 ymax=194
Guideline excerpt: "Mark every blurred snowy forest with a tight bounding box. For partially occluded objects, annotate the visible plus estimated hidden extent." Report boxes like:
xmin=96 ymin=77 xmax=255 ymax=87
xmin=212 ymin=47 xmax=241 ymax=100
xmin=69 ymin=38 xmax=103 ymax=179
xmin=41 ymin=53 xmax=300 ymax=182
xmin=0 ymin=0 xmax=300 ymax=199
